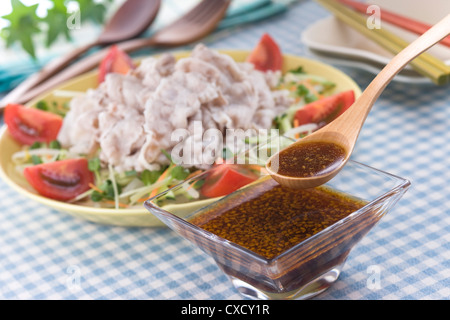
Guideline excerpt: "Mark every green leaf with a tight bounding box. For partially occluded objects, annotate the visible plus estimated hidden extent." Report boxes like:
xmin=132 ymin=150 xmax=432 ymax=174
xmin=91 ymin=190 xmax=103 ymax=202
xmin=99 ymin=179 xmax=120 ymax=200
xmin=193 ymin=180 xmax=205 ymax=189
xmin=289 ymin=66 xmax=305 ymax=74
xmin=1 ymin=0 xmax=111 ymax=58
xmin=171 ymin=166 xmax=190 ymax=181
xmin=44 ymin=2 xmax=71 ymax=47
xmin=88 ymin=157 xmax=101 ymax=172
xmin=296 ymin=84 xmax=309 ymax=97
xmin=124 ymin=170 xmax=137 ymax=177
xmin=30 ymin=141 xmax=43 ymax=150
xmin=304 ymin=93 xmax=318 ymax=103
xmin=49 ymin=140 xmax=61 ymax=149
xmin=222 ymin=147 xmax=234 ymax=160
xmin=36 ymin=100 xmax=49 ymax=111
xmin=31 ymin=155 xmax=43 ymax=164
xmin=1 ymin=0 xmax=40 ymax=58
xmin=141 ymin=169 xmax=161 ymax=186
xmin=74 ymin=0 xmax=109 ymax=24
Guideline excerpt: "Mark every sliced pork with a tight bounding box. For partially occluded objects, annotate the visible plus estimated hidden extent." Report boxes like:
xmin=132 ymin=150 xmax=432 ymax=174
xmin=58 ymin=44 xmax=292 ymax=172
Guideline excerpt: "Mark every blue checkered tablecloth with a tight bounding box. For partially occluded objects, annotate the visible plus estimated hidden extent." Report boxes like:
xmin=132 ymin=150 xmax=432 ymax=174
xmin=0 ymin=0 xmax=449 ymax=300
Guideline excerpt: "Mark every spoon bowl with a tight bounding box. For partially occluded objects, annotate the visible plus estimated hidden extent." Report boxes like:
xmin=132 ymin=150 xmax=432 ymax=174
xmin=267 ymin=131 xmax=352 ymax=189
xmin=267 ymin=13 xmax=450 ymax=189
xmin=97 ymin=0 xmax=161 ymax=44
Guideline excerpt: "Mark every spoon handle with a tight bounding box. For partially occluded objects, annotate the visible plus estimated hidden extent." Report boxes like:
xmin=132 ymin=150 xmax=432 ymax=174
xmin=1 ymin=42 xmax=96 ymax=107
xmin=327 ymin=13 xmax=450 ymax=145
xmin=1 ymin=37 xmax=159 ymax=107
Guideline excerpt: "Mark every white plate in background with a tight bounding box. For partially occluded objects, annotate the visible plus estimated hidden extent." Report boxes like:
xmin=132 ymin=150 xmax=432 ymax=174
xmin=302 ymin=0 xmax=450 ymax=83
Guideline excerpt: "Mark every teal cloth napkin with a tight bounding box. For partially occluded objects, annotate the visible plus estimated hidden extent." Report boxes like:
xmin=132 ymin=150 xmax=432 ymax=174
xmin=0 ymin=0 xmax=289 ymax=94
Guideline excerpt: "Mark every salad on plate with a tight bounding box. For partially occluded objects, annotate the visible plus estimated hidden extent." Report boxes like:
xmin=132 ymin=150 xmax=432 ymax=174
xmin=3 ymin=34 xmax=355 ymax=211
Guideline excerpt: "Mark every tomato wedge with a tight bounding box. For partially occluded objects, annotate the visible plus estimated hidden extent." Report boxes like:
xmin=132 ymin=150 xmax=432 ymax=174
xmin=246 ymin=33 xmax=283 ymax=72
xmin=23 ymin=158 xmax=94 ymax=201
xmin=294 ymin=90 xmax=355 ymax=126
xmin=201 ymin=164 xmax=259 ymax=198
xmin=98 ymin=45 xmax=135 ymax=83
xmin=4 ymin=103 xmax=63 ymax=146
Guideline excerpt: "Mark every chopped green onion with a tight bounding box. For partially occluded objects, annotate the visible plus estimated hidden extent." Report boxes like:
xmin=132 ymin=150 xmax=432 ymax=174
xmin=108 ymin=164 xmax=120 ymax=210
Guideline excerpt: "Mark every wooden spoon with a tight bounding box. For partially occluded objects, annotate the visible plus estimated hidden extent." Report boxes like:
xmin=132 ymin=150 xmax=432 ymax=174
xmin=267 ymin=13 xmax=450 ymax=189
xmin=1 ymin=0 xmax=161 ymax=107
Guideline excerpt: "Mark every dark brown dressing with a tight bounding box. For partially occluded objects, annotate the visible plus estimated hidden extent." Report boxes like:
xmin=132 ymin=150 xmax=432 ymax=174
xmin=270 ymin=141 xmax=346 ymax=178
xmin=189 ymin=178 xmax=366 ymax=259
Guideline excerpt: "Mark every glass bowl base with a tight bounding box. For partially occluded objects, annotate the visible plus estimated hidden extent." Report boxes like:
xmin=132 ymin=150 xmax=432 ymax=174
xmin=229 ymin=262 xmax=345 ymax=300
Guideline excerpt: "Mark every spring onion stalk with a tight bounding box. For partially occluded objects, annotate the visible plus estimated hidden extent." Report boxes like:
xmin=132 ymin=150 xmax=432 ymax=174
xmin=71 ymin=188 xmax=94 ymax=202
xmin=52 ymin=90 xmax=85 ymax=98
xmin=120 ymin=177 xmax=144 ymax=195
xmin=282 ymin=73 xmax=336 ymax=91
xmin=12 ymin=148 xmax=69 ymax=163
xmin=283 ymin=124 xmax=318 ymax=140
xmin=182 ymin=183 xmax=200 ymax=199
xmin=119 ymin=178 xmax=170 ymax=200
xmin=108 ymin=164 xmax=120 ymax=210
xmin=128 ymin=176 xmax=175 ymax=205
xmin=14 ymin=163 xmax=33 ymax=174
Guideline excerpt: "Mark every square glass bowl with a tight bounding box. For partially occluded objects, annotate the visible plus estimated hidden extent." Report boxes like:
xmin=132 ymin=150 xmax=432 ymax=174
xmin=144 ymin=136 xmax=410 ymax=300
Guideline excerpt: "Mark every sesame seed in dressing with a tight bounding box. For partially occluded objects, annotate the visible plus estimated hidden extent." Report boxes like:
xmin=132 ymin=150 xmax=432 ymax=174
xmin=189 ymin=177 xmax=365 ymax=259
xmin=271 ymin=141 xmax=346 ymax=178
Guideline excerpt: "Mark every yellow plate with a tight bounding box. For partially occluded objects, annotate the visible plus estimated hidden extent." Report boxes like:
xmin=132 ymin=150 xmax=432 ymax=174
xmin=0 ymin=50 xmax=362 ymax=227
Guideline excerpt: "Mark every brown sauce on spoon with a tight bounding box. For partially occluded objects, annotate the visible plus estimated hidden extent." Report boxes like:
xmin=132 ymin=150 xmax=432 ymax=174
xmin=270 ymin=141 xmax=346 ymax=178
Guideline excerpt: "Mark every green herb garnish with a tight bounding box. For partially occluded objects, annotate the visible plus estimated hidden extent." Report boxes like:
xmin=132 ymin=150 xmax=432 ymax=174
xmin=90 ymin=179 xmax=121 ymax=202
xmin=305 ymin=93 xmax=318 ymax=103
xmin=141 ymin=169 xmax=161 ymax=186
xmin=296 ymin=84 xmax=309 ymax=97
xmin=289 ymin=66 xmax=305 ymax=74
xmin=30 ymin=141 xmax=42 ymax=150
xmin=31 ymin=155 xmax=42 ymax=165
xmin=171 ymin=166 xmax=190 ymax=181
xmin=1 ymin=0 xmax=112 ymax=58
xmin=49 ymin=140 xmax=61 ymax=149
xmin=36 ymin=101 xmax=49 ymax=111
xmin=88 ymin=157 xmax=101 ymax=172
